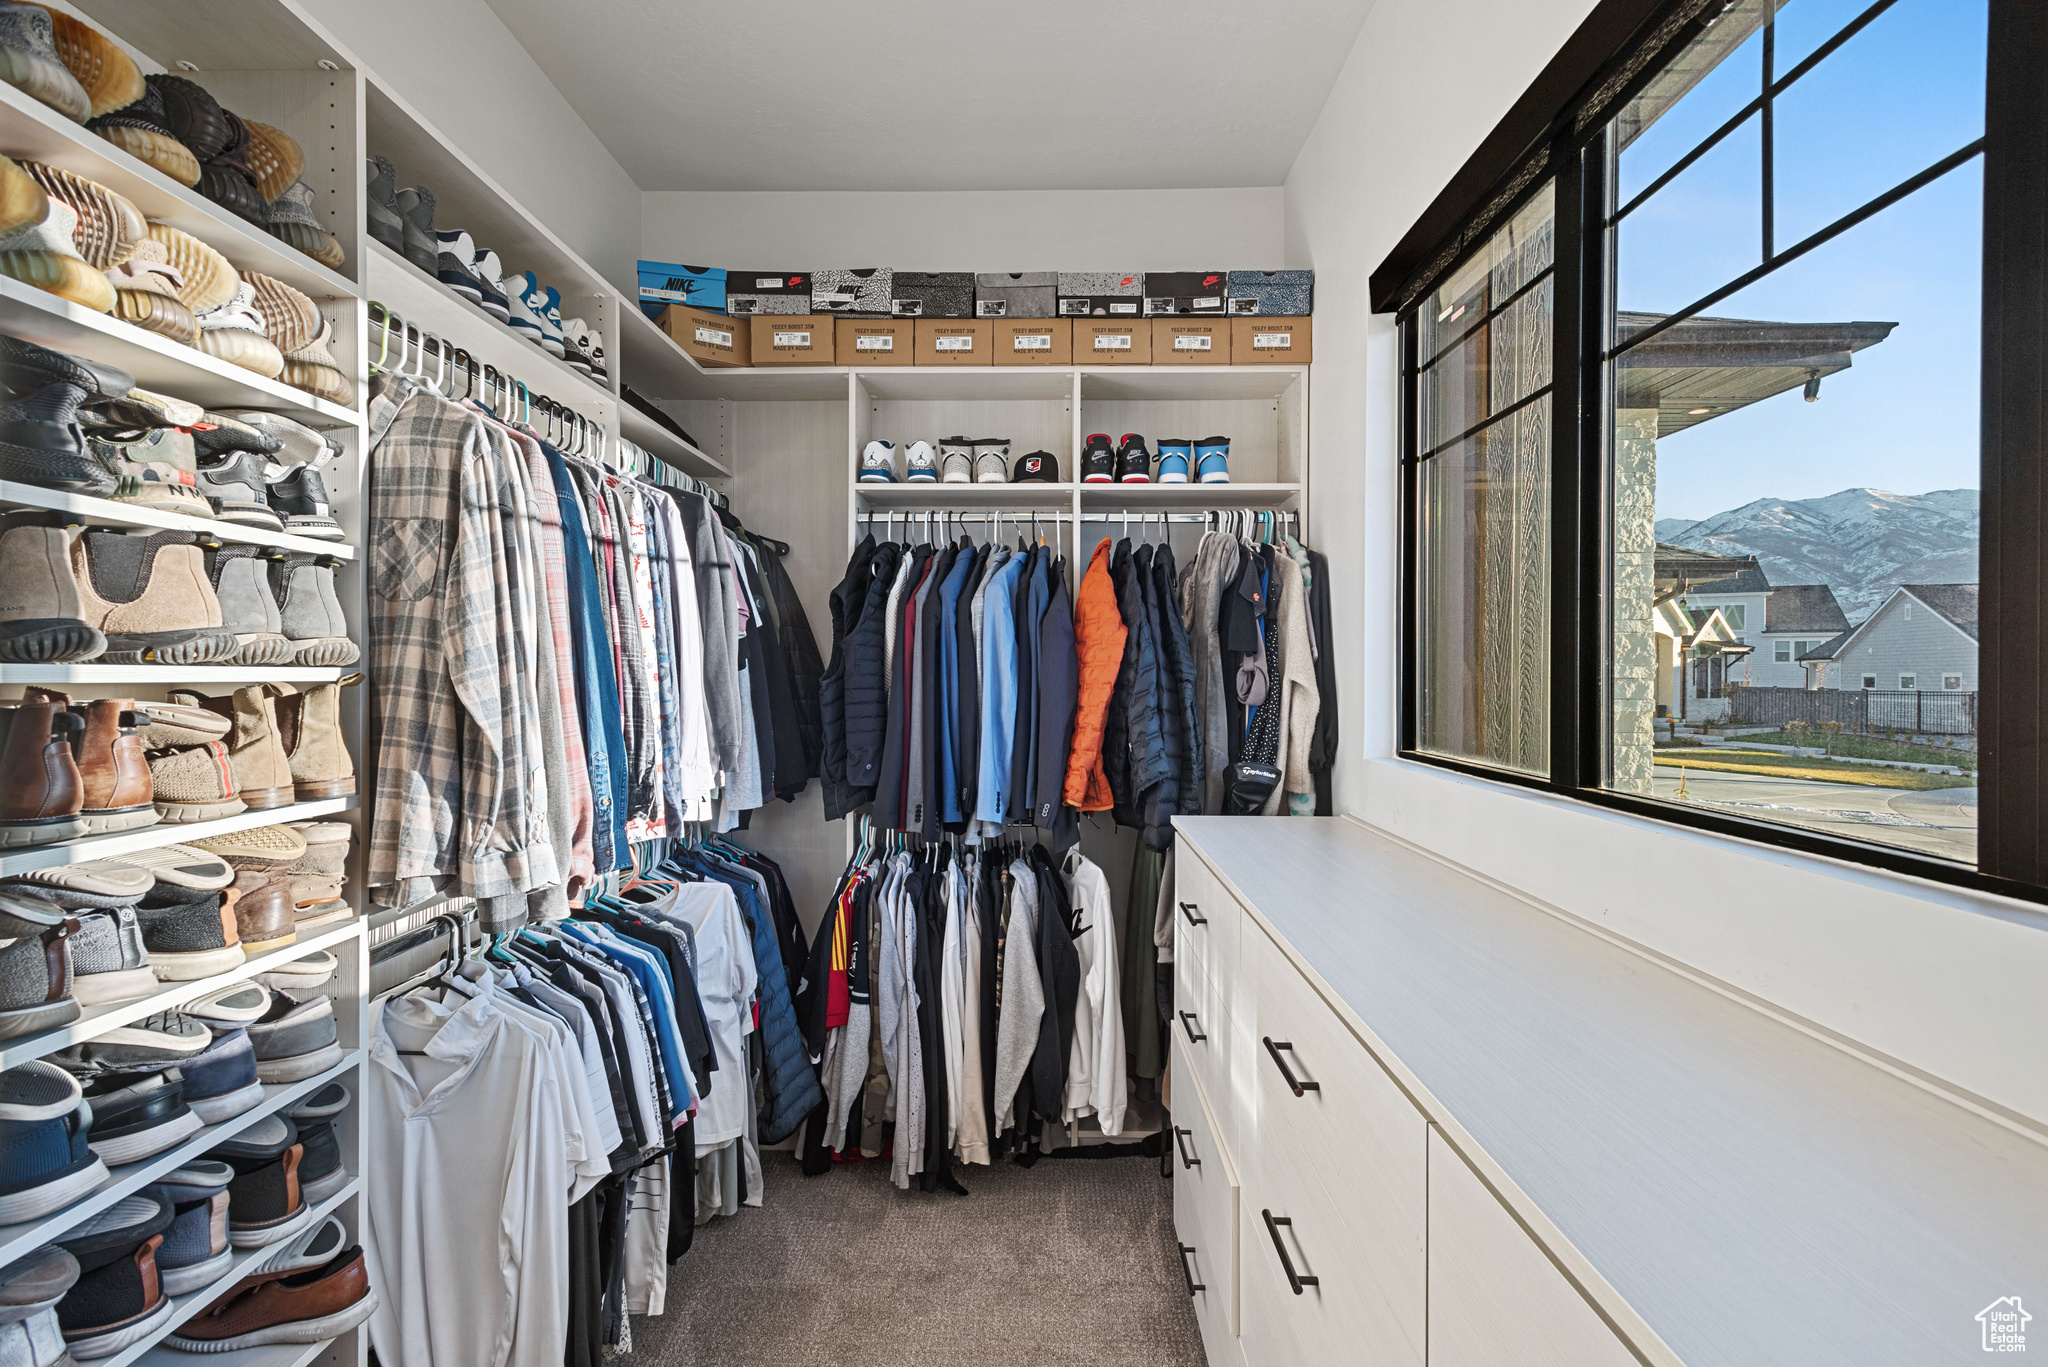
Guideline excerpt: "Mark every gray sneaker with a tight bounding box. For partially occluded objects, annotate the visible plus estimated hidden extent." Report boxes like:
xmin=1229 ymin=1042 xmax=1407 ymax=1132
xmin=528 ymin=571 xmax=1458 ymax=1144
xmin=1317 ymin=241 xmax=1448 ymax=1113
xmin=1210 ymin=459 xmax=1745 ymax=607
xmin=0 ymin=1244 xmax=79 ymax=1367
xmin=205 ymin=545 xmax=293 ymax=666
xmin=364 ymin=156 xmax=403 ymax=256
xmin=271 ymin=555 xmax=356 ymax=667
xmin=54 ymin=1010 xmax=211 ymax=1076
xmin=0 ymin=926 xmax=76 ymax=1040
xmin=938 ymin=437 xmax=973 ymax=484
xmin=0 ymin=3 xmax=89 ymax=123
xmin=972 ymin=438 xmax=1010 ymax=483
xmin=395 ymin=185 xmax=436 ymax=275
xmin=194 ymin=448 xmax=281 ymax=530
xmin=246 ymin=991 xmax=339 ymax=1083
xmin=63 ymin=903 xmax=155 ymax=1008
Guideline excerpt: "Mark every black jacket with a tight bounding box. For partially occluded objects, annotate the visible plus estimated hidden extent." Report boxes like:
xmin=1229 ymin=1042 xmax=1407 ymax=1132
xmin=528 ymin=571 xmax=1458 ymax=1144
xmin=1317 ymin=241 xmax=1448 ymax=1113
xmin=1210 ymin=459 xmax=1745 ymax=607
xmin=842 ymin=542 xmax=901 ymax=802
xmin=756 ymin=537 xmax=825 ymax=785
xmin=1028 ymin=848 xmax=1079 ymax=1124
xmin=872 ymin=547 xmax=932 ymax=830
xmin=1008 ymin=548 xmax=1046 ymax=824
xmin=1034 ymin=561 xmax=1079 ymax=849
xmin=1307 ymin=546 xmax=1338 ymax=815
xmin=820 ymin=537 xmax=876 ymax=820
xmin=1151 ymin=543 xmax=1201 ymax=845
xmin=1105 ymin=539 xmax=1168 ymax=830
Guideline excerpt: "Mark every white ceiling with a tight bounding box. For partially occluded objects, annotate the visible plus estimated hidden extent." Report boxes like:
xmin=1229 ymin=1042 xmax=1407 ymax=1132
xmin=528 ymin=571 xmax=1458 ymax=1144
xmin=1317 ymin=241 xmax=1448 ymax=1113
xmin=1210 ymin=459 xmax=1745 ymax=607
xmin=481 ymin=0 xmax=1375 ymax=192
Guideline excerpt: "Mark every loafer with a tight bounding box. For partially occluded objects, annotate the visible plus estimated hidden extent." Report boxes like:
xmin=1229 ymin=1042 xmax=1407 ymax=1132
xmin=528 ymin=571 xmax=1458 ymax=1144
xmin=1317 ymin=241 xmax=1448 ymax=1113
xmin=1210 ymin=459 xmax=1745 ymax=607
xmin=0 ymin=1062 xmax=106 ymax=1223
xmin=163 ymin=1244 xmax=374 ymax=1352
xmin=174 ymin=1027 xmax=263 ymax=1125
xmin=245 ymin=992 xmax=338 ymax=1083
xmin=284 ymin=1081 xmax=347 ymax=1123
xmin=54 ymin=1194 xmax=175 ymax=1359
xmin=134 ymin=882 xmax=245 ymax=981
xmin=142 ymin=1174 xmax=230 ymax=1295
xmin=0 ymin=923 xmax=78 ymax=1041
xmin=209 ymin=1116 xmax=308 ymax=1248
xmin=78 ymin=1070 xmax=200 ymax=1165
xmin=291 ymin=1117 xmax=342 ymax=1203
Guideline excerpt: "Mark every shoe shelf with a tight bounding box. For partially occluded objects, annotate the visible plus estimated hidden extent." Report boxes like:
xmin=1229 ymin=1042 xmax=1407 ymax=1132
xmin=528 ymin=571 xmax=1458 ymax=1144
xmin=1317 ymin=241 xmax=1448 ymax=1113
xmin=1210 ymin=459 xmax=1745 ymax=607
xmin=111 ymin=1174 xmax=361 ymax=1367
xmin=0 ymin=665 xmax=348 ymax=686
xmin=0 ymin=796 xmax=358 ymax=881
xmin=0 ymin=483 xmax=359 ymax=561
xmin=0 ymin=1051 xmax=362 ymax=1272
xmin=0 ymin=921 xmax=364 ymax=1075
xmin=0 ymin=79 xmax=356 ymax=304
xmin=855 ymin=482 xmax=1078 ymax=511
xmin=139 ymin=1330 xmax=347 ymax=1367
xmin=0 ymin=279 xmax=360 ymax=433
xmin=617 ymin=404 xmax=728 ymax=479
xmin=1077 ymin=482 xmax=1303 ymax=512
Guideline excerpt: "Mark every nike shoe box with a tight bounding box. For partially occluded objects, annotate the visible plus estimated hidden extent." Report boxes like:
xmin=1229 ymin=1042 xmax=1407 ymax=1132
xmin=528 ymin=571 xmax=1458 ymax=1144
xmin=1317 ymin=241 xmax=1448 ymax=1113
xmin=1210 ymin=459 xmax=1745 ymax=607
xmin=1152 ymin=318 xmax=1229 ymax=365
xmin=727 ymin=271 xmax=814 ymax=316
xmin=1231 ymin=316 xmax=1313 ymax=364
xmin=913 ymin=319 xmax=993 ymax=366
xmin=838 ymin=317 xmax=912 ymax=365
xmin=812 ymin=268 xmax=893 ymax=315
xmin=639 ymin=261 xmax=724 ymax=319
xmin=1057 ymin=272 xmax=1144 ymax=317
xmin=1142 ymin=271 xmax=1230 ymax=316
xmin=749 ymin=315 xmax=836 ymax=365
xmin=975 ymin=272 xmax=1057 ymax=318
xmin=658 ymin=303 xmax=751 ymax=367
xmin=1227 ymin=270 xmax=1315 ymax=315
xmin=1074 ymin=318 xmax=1150 ymax=365
xmin=992 ymin=318 xmax=1071 ymax=365
xmin=890 ymin=272 xmax=974 ymax=318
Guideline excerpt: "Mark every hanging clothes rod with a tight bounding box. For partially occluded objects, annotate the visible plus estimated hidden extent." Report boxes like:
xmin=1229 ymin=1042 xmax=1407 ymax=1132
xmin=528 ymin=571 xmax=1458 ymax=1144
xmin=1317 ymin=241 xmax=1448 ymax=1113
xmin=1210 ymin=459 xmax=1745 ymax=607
xmin=369 ymin=906 xmax=476 ymax=965
xmin=1079 ymin=511 xmax=1297 ymax=523
xmin=367 ymin=303 xmax=610 ymax=461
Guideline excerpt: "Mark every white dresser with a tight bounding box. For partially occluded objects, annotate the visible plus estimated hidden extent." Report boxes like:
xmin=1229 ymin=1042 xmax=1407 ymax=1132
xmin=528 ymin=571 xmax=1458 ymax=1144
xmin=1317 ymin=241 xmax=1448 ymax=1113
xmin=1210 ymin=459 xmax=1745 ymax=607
xmin=1169 ymin=817 xmax=2048 ymax=1367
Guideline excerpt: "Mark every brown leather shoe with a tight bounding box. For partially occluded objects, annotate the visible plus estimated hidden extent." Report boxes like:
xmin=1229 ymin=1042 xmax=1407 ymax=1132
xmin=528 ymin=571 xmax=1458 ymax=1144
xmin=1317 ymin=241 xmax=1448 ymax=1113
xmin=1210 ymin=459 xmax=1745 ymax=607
xmin=0 ymin=700 xmax=89 ymax=846
xmin=226 ymin=870 xmax=296 ymax=955
xmin=23 ymin=688 xmax=159 ymax=835
xmin=165 ymin=1245 xmax=375 ymax=1351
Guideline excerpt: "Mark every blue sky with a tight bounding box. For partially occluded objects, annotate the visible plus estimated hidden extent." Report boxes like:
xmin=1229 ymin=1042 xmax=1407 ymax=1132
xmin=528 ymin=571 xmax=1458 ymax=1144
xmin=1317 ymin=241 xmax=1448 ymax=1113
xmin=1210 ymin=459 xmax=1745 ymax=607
xmin=1615 ymin=0 xmax=1985 ymax=521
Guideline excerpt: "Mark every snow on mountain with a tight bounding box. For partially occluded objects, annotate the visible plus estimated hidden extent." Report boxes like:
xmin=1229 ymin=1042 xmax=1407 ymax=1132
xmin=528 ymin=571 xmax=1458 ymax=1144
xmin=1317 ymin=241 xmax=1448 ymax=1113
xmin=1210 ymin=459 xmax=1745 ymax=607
xmin=1661 ymin=487 xmax=1978 ymax=619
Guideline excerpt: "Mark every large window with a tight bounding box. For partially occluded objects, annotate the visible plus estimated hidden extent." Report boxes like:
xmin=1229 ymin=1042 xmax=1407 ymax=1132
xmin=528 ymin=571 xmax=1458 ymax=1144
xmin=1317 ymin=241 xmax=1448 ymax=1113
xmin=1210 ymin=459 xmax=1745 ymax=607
xmin=1390 ymin=0 xmax=2045 ymax=895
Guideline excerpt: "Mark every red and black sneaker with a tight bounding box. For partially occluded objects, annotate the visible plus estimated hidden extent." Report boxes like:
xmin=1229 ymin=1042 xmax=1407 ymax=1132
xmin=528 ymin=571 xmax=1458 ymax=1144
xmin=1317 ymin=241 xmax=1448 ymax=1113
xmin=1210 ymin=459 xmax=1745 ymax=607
xmin=1079 ymin=432 xmax=1114 ymax=484
xmin=1115 ymin=432 xmax=1152 ymax=483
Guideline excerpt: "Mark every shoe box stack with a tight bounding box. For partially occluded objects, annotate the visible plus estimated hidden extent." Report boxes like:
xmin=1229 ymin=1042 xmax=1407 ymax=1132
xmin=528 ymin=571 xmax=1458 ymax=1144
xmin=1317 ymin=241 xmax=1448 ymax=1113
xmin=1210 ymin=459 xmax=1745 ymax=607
xmin=0 ymin=4 xmax=376 ymax=1360
xmin=643 ymin=263 xmax=1313 ymax=369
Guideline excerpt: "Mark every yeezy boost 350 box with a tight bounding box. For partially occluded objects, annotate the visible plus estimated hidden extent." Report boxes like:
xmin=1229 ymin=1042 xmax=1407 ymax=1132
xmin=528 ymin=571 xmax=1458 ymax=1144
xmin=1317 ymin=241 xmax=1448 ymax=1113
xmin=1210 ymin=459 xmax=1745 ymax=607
xmin=811 ymin=268 xmax=893 ymax=315
xmin=975 ymin=272 xmax=1057 ymax=318
xmin=838 ymin=318 xmax=912 ymax=365
xmin=638 ymin=262 xmax=725 ymax=319
xmin=726 ymin=271 xmax=813 ymax=316
xmin=1057 ymin=272 xmax=1144 ymax=317
xmin=749 ymin=315 xmax=836 ymax=365
xmin=1227 ymin=270 xmax=1315 ymax=316
xmin=659 ymin=304 xmax=751 ymax=367
xmin=1142 ymin=271 xmax=1230 ymax=316
xmin=1231 ymin=316 xmax=1312 ymax=364
xmin=1074 ymin=319 xmax=1150 ymax=365
xmin=913 ymin=320 xmax=993 ymax=366
xmin=1152 ymin=318 xmax=1229 ymax=365
xmin=890 ymin=272 xmax=974 ymax=318
xmin=992 ymin=319 xmax=1071 ymax=365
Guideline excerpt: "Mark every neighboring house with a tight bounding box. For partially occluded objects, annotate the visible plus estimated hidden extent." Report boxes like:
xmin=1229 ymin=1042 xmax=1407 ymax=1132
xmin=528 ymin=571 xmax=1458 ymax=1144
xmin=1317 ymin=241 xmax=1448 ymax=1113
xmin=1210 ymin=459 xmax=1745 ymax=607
xmin=1800 ymin=583 xmax=1979 ymax=691
xmin=1681 ymin=562 xmax=1770 ymax=658
xmin=1662 ymin=600 xmax=1746 ymax=721
xmin=1754 ymin=583 xmax=1850 ymax=687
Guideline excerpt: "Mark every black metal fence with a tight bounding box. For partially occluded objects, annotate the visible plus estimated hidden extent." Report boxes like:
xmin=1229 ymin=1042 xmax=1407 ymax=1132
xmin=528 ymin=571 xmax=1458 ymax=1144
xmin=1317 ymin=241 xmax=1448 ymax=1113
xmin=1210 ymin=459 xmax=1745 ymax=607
xmin=1728 ymin=686 xmax=1978 ymax=735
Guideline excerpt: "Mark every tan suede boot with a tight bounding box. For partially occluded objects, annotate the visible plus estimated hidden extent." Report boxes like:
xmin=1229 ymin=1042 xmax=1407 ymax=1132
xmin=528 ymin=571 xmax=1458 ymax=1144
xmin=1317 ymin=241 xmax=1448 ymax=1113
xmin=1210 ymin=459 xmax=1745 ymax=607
xmin=21 ymin=687 xmax=157 ymax=834
xmin=69 ymin=529 xmax=236 ymax=664
xmin=0 ymin=511 xmax=105 ymax=662
xmin=171 ymin=683 xmax=295 ymax=810
xmin=270 ymin=672 xmax=357 ymax=799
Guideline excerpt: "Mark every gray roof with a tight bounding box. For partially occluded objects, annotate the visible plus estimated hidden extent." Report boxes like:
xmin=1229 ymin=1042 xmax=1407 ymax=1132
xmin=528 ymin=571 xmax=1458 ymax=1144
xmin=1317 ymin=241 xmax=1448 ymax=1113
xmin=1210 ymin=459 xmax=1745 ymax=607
xmin=1762 ymin=584 xmax=1850 ymax=635
xmin=1798 ymin=629 xmax=1852 ymax=661
xmin=1903 ymin=583 xmax=1980 ymax=641
xmin=1685 ymin=564 xmax=1773 ymax=596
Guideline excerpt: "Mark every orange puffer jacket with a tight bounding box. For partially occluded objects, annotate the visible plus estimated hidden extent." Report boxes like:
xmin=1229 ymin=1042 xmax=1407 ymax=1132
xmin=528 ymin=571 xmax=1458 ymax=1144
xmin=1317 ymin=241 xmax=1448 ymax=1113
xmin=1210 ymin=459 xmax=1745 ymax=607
xmin=1063 ymin=538 xmax=1129 ymax=811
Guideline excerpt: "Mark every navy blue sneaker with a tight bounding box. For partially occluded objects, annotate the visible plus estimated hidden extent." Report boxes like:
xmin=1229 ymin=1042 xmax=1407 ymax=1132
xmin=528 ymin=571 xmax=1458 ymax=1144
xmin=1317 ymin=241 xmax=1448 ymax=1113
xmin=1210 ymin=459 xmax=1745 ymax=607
xmin=78 ymin=1071 xmax=200 ymax=1167
xmin=0 ymin=1062 xmax=106 ymax=1224
xmin=178 ymin=1027 xmax=263 ymax=1125
xmin=144 ymin=1172 xmax=231 ymax=1295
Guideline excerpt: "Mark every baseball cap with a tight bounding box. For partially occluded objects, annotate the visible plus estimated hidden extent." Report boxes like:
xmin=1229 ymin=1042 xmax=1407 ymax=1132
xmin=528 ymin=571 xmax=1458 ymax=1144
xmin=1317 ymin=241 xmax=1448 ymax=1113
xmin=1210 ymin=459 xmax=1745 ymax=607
xmin=1011 ymin=451 xmax=1060 ymax=483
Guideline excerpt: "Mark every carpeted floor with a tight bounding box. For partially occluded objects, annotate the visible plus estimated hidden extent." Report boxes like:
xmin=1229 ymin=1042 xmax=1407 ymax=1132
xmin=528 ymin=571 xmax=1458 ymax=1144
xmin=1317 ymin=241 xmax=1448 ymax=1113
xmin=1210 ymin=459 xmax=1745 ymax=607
xmin=630 ymin=1150 xmax=1207 ymax=1366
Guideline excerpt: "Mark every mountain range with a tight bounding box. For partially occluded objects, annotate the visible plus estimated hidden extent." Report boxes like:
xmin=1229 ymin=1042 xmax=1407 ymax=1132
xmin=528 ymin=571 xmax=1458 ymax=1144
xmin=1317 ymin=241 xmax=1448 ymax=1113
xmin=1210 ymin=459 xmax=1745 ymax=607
xmin=1655 ymin=487 xmax=1978 ymax=620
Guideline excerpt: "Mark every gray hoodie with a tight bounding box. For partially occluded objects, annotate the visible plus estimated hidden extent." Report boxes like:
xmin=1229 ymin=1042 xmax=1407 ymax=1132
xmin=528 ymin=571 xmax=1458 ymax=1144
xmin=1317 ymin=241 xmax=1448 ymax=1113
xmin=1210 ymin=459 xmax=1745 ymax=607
xmin=992 ymin=860 xmax=1045 ymax=1133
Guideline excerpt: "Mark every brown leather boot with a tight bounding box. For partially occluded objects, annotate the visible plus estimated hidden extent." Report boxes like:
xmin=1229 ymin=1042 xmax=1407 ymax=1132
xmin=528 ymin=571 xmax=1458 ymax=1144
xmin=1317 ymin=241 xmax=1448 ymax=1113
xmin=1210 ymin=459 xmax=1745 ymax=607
xmin=0 ymin=700 xmax=88 ymax=846
xmin=271 ymin=673 xmax=358 ymax=799
xmin=226 ymin=870 xmax=296 ymax=955
xmin=172 ymin=684 xmax=295 ymax=810
xmin=22 ymin=688 xmax=159 ymax=835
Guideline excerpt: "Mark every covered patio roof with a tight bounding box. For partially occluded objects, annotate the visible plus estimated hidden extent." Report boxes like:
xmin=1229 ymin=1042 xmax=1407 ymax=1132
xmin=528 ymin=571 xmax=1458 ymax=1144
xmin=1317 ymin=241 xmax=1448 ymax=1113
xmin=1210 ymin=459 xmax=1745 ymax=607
xmin=1616 ymin=312 xmax=1898 ymax=437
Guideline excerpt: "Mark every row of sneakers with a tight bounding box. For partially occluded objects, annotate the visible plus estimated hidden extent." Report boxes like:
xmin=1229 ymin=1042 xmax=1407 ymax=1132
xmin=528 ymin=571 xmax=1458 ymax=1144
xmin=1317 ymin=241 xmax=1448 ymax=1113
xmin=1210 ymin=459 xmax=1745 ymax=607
xmin=0 ymin=684 xmax=357 ymax=848
xmin=861 ymin=437 xmax=1040 ymax=484
xmin=0 ymin=157 xmax=349 ymax=405
xmin=0 ymin=821 xmax=352 ymax=1035
xmin=0 ymin=5 xmax=345 ymax=273
xmin=0 ymin=1078 xmax=370 ymax=1359
xmin=365 ymin=156 xmax=610 ymax=382
xmin=1 ymin=335 xmax=348 ymax=539
xmin=1080 ymin=433 xmax=1232 ymax=485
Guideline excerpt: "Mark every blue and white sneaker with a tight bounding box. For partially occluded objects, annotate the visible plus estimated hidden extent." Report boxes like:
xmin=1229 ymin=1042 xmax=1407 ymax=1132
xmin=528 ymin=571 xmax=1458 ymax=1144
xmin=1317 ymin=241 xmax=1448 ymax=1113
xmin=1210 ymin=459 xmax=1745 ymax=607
xmin=1156 ymin=438 xmax=1192 ymax=484
xmin=859 ymin=441 xmax=898 ymax=482
xmin=0 ymin=1061 xmax=107 ymax=1224
xmin=539 ymin=286 xmax=565 ymax=358
xmin=508 ymin=271 xmax=548 ymax=348
xmin=904 ymin=440 xmax=938 ymax=481
xmin=433 ymin=230 xmax=481 ymax=302
xmin=1195 ymin=435 xmax=1231 ymax=484
xmin=473 ymin=248 xmax=509 ymax=322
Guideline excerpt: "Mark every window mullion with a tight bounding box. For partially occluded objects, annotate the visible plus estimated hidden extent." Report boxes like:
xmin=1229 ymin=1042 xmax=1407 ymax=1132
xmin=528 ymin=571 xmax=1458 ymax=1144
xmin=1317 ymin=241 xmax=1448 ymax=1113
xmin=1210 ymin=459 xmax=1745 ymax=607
xmin=1550 ymin=137 xmax=1588 ymax=794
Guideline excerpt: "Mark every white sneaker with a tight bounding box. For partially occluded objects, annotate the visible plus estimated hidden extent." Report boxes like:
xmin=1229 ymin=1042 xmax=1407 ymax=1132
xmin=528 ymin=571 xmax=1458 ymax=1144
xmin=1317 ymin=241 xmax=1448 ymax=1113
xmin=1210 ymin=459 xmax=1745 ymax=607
xmin=859 ymin=440 xmax=898 ymax=482
xmin=539 ymin=285 xmax=565 ymax=357
xmin=473 ymin=249 xmax=509 ymax=322
xmin=905 ymin=440 xmax=937 ymax=482
xmin=561 ymin=318 xmax=594 ymax=375
xmin=973 ymin=438 xmax=1010 ymax=483
xmin=938 ymin=438 xmax=973 ymax=483
xmin=508 ymin=271 xmax=548 ymax=348
xmin=586 ymin=331 xmax=608 ymax=382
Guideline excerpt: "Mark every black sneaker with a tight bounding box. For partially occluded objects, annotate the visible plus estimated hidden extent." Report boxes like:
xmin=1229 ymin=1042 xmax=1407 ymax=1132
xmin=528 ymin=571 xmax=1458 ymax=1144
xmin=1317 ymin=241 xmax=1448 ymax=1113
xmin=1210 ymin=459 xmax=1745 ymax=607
xmin=78 ymin=1071 xmax=201 ymax=1167
xmin=264 ymin=465 xmax=343 ymax=541
xmin=211 ymin=1115 xmax=310 ymax=1248
xmin=0 ymin=337 xmax=136 ymax=494
xmin=1115 ymin=433 xmax=1152 ymax=484
xmin=1079 ymin=432 xmax=1114 ymax=484
xmin=136 ymin=882 xmax=247 ymax=981
xmin=54 ymin=1193 xmax=175 ymax=1358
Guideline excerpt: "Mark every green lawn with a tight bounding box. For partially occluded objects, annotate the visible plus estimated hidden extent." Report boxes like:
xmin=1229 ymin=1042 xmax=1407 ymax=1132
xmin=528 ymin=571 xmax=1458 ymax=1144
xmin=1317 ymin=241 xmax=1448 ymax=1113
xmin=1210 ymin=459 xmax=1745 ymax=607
xmin=1720 ymin=730 xmax=1976 ymax=770
xmin=1653 ymin=749 xmax=1977 ymax=790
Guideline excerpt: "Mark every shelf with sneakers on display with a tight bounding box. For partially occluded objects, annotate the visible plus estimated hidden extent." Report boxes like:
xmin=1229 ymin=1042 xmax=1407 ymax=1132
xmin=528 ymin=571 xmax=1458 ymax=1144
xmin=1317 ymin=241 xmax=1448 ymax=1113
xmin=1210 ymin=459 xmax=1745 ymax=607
xmin=139 ymin=1334 xmax=340 ymax=1367
xmin=855 ymin=480 xmax=1076 ymax=510
xmin=0 ymin=1050 xmax=360 ymax=1273
xmin=0 ymin=796 xmax=355 ymax=880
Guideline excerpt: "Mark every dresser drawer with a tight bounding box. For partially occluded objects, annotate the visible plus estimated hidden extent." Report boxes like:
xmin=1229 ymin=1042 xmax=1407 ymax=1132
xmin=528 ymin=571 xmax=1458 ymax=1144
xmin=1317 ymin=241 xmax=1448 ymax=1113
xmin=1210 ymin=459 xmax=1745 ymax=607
xmin=1173 ymin=851 xmax=1237 ymax=1110
xmin=1172 ymin=1067 xmax=1240 ymax=1348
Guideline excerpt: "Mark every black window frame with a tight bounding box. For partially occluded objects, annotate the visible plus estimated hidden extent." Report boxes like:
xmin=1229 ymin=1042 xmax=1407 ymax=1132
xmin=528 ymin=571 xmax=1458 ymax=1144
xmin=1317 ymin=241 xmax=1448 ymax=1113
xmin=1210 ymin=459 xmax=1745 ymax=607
xmin=1381 ymin=0 xmax=2048 ymax=904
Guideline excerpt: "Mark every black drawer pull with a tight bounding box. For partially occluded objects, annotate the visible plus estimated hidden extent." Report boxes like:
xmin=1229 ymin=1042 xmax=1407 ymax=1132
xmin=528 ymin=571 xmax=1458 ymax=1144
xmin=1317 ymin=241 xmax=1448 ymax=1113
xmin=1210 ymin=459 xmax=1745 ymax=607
xmin=1178 ymin=1243 xmax=1206 ymax=1295
xmin=1173 ymin=1126 xmax=1201 ymax=1169
xmin=1261 ymin=1209 xmax=1318 ymax=1294
xmin=1179 ymin=900 xmax=1207 ymax=927
xmin=1263 ymin=1037 xmax=1320 ymax=1096
xmin=1179 ymin=1011 xmax=1207 ymax=1044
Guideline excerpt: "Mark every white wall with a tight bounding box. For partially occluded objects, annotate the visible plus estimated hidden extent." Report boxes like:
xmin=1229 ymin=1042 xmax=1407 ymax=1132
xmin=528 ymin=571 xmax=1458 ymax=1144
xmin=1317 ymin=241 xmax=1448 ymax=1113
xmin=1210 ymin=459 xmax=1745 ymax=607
xmin=300 ymin=0 xmax=642 ymax=291
xmin=642 ymin=189 xmax=1286 ymax=271
xmin=1284 ymin=0 xmax=2048 ymax=1127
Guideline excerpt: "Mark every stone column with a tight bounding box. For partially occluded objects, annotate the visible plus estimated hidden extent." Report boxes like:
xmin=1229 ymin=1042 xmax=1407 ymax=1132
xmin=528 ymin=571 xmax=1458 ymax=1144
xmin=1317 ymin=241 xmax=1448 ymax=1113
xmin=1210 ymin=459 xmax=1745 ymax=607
xmin=1611 ymin=409 xmax=1660 ymax=794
